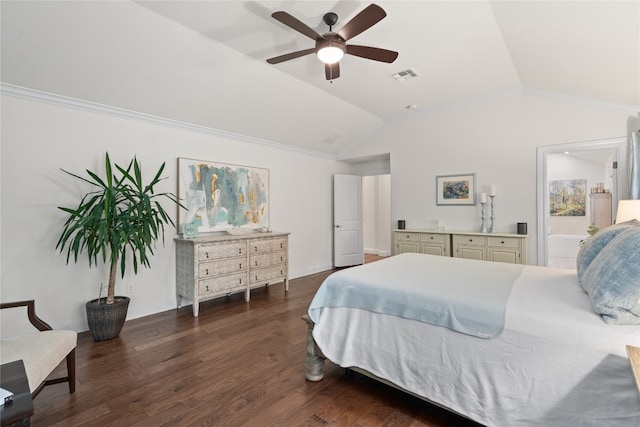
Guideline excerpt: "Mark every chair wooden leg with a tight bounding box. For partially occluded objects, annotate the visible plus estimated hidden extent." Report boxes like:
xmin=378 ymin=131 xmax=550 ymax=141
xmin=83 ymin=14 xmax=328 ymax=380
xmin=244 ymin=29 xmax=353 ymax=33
xmin=66 ymin=348 xmax=76 ymax=394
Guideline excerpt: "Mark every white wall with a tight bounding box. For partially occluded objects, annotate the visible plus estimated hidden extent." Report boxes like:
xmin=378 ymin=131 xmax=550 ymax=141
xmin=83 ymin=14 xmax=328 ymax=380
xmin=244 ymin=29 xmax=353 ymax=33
xmin=340 ymin=92 xmax=636 ymax=264
xmin=0 ymin=95 xmax=348 ymax=334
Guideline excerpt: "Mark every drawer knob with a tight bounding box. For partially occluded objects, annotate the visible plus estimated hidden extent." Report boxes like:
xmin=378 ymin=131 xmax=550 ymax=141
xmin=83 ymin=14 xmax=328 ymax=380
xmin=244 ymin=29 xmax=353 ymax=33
xmin=254 ymin=246 xmax=258 ymax=252
xmin=255 ymin=260 xmax=258 ymax=266
xmin=280 ymin=256 xmax=284 ymax=262
xmin=430 ymin=236 xmax=434 ymax=240
xmin=469 ymin=239 xmax=473 ymax=242
xmin=239 ymin=278 xmax=242 ymax=285
xmin=239 ymin=248 xmax=242 ymax=255
xmin=205 ymin=252 xmax=209 ymax=258
xmin=255 ymin=275 xmax=258 ymax=280
xmin=239 ymin=263 xmax=243 ymax=270
xmin=206 ymin=285 xmax=210 ymax=292
xmin=280 ymin=243 xmax=283 ymax=248
xmin=205 ymin=268 xmax=209 ymax=275
xmin=501 ymin=240 xmax=505 ymax=244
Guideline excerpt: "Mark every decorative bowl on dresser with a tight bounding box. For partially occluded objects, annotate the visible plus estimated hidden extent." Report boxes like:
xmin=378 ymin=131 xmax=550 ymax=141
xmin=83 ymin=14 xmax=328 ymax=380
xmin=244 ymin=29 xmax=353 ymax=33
xmin=175 ymin=232 xmax=289 ymax=316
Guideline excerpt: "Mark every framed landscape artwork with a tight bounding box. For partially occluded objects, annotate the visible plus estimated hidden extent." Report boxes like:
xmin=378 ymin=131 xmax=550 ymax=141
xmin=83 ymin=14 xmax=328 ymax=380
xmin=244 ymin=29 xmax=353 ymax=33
xmin=549 ymin=179 xmax=586 ymax=216
xmin=436 ymin=173 xmax=477 ymax=206
xmin=177 ymin=158 xmax=270 ymax=233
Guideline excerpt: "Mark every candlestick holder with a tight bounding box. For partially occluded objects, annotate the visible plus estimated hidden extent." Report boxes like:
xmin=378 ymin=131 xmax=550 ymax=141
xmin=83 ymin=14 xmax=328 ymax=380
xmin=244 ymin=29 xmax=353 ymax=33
xmin=480 ymin=202 xmax=487 ymax=233
xmin=489 ymin=195 xmax=496 ymax=233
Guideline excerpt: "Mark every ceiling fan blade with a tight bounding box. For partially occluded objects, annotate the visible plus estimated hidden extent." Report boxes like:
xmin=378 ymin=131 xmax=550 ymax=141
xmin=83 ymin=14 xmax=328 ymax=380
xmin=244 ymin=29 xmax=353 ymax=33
xmin=346 ymin=45 xmax=398 ymax=63
xmin=267 ymin=48 xmax=316 ymax=64
xmin=337 ymin=4 xmax=386 ymax=41
xmin=271 ymin=11 xmax=323 ymax=41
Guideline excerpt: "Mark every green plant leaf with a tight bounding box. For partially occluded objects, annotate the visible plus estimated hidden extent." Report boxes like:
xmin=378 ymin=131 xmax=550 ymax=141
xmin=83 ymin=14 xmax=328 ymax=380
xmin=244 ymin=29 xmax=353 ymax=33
xmin=56 ymin=153 xmax=181 ymax=298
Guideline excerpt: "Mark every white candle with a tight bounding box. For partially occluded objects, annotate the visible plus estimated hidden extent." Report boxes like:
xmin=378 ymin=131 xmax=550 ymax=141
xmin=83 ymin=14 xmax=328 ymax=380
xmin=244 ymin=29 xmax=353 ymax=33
xmin=490 ymin=186 xmax=496 ymax=196
xmin=480 ymin=193 xmax=487 ymax=203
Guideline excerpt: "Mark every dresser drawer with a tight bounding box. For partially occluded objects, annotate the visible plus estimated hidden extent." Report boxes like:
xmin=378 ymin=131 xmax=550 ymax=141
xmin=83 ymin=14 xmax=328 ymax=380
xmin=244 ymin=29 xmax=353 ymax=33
xmin=420 ymin=233 xmax=447 ymax=244
xmin=250 ymin=265 xmax=287 ymax=284
xmin=250 ymin=237 xmax=286 ymax=253
xmin=199 ymin=272 xmax=246 ymax=296
xmin=456 ymin=234 xmax=487 ymax=246
xmin=198 ymin=242 xmax=245 ymax=260
xmin=198 ymin=258 xmax=246 ymax=278
xmin=250 ymin=251 xmax=286 ymax=269
xmin=396 ymin=232 xmax=420 ymax=242
xmin=487 ymin=236 xmax=521 ymax=248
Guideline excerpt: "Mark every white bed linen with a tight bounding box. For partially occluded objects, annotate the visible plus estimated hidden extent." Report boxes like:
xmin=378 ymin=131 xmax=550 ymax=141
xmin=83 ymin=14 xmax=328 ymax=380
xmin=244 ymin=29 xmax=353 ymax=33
xmin=312 ymin=265 xmax=640 ymax=426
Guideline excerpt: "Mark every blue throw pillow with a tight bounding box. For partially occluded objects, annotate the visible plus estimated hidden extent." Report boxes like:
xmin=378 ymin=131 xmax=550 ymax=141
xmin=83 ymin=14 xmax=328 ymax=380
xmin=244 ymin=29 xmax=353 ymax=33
xmin=576 ymin=219 xmax=639 ymax=290
xmin=581 ymin=226 xmax=640 ymax=324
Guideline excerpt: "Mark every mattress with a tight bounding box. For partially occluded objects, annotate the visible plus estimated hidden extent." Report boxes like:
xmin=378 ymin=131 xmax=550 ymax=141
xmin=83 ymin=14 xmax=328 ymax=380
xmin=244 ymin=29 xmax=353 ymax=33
xmin=312 ymin=261 xmax=640 ymax=426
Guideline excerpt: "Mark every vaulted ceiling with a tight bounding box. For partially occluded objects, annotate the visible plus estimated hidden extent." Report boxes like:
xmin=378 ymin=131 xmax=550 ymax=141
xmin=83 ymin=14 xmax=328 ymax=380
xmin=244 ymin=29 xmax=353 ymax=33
xmin=2 ymin=1 xmax=639 ymax=157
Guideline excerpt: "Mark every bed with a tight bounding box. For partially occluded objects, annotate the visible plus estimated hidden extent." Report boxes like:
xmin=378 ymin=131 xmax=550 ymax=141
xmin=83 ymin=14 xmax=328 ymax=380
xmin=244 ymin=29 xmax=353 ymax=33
xmin=304 ymin=222 xmax=640 ymax=427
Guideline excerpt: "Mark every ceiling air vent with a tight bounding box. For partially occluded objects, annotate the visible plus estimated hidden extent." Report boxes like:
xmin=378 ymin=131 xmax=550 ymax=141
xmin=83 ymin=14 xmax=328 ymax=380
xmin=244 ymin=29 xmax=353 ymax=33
xmin=392 ymin=68 xmax=419 ymax=82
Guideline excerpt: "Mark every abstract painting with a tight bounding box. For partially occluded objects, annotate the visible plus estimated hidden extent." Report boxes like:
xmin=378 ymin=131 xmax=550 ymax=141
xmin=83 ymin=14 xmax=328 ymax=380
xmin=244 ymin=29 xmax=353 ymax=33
xmin=178 ymin=158 xmax=269 ymax=233
xmin=549 ymin=179 xmax=586 ymax=216
xmin=436 ymin=173 xmax=476 ymax=205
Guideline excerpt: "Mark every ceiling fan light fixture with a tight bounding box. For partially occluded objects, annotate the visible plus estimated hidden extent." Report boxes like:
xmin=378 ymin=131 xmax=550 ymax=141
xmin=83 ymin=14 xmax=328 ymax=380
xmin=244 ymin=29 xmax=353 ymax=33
xmin=317 ymin=44 xmax=345 ymax=64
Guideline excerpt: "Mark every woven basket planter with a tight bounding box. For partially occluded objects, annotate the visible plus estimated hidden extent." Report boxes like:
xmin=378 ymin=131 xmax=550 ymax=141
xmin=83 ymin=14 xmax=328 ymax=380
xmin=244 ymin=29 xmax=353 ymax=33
xmin=86 ymin=296 xmax=130 ymax=341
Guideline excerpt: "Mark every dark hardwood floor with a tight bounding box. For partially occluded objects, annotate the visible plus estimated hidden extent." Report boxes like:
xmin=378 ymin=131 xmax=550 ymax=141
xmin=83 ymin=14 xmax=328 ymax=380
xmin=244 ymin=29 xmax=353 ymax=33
xmin=363 ymin=253 xmax=387 ymax=264
xmin=32 ymin=260 xmax=482 ymax=426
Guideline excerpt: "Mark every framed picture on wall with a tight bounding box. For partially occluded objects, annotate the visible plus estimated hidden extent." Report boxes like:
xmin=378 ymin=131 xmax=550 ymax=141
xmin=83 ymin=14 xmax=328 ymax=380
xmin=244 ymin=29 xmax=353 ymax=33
xmin=177 ymin=158 xmax=270 ymax=233
xmin=436 ymin=173 xmax=477 ymax=205
xmin=549 ymin=179 xmax=586 ymax=216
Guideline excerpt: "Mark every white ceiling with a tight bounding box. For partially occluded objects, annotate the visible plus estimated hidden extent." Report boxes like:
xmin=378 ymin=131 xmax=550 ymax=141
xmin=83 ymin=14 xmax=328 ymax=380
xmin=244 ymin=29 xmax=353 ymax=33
xmin=2 ymin=1 xmax=639 ymax=157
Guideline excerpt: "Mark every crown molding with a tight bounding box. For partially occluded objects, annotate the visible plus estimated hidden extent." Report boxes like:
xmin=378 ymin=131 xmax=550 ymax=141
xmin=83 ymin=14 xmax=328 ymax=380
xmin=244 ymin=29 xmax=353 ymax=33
xmin=0 ymin=83 xmax=336 ymax=159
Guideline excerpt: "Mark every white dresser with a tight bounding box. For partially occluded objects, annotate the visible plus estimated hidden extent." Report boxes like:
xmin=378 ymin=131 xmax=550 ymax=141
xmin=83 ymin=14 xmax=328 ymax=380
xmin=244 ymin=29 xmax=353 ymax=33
xmin=394 ymin=230 xmax=451 ymax=256
xmin=175 ymin=231 xmax=289 ymax=316
xmin=589 ymin=192 xmax=612 ymax=230
xmin=394 ymin=229 xmax=527 ymax=264
xmin=452 ymin=232 xmax=527 ymax=264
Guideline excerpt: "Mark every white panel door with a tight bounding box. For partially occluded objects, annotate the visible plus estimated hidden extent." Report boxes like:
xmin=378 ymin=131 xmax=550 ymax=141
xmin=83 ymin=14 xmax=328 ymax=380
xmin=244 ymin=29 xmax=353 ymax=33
xmin=334 ymin=174 xmax=363 ymax=267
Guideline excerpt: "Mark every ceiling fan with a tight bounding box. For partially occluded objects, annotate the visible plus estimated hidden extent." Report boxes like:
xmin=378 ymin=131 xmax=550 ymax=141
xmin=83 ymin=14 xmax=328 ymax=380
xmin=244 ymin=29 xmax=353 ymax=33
xmin=266 ymin=3 xmax=398 ymax=81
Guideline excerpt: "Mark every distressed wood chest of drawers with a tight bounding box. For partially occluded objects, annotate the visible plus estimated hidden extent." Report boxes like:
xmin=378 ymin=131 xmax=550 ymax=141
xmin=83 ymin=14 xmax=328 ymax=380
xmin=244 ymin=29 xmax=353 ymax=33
xmin=175 ymin=231 xmax=289 ymax=316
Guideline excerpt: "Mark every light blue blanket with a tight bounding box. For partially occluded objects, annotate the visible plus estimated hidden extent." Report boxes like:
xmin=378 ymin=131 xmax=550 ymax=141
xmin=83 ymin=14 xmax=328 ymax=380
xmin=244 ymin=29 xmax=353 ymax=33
xmin=308 ymin=253 xmax=525 ymax=338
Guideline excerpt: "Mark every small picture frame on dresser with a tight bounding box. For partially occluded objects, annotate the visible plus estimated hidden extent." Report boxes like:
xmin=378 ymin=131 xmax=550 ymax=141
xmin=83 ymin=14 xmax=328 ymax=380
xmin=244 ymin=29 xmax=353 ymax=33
xmin=436 ymin=173 xmax=477 ymax=206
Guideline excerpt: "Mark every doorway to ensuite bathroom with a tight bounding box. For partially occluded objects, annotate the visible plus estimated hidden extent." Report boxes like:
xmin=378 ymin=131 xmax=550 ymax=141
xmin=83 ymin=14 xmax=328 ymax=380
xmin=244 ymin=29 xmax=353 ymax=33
xmin=537 ymin=137 xmax=626 ymax=269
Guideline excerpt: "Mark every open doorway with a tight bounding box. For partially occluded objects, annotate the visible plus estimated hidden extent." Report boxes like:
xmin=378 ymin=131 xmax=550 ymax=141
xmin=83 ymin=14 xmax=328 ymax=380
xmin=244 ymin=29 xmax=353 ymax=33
xmin=363 ymin=174 xmax=391 ymax=259
xmin=537 ymin=137 xmax=627 ymax=268
xmin=338 ymin=154 xmax=392 ymax=263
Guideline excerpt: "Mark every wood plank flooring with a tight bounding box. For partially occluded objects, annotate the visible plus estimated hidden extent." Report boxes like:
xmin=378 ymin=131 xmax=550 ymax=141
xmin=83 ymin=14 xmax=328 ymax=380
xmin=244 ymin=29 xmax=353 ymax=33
xmin=32 ymin=261 xmax=482 ymax=426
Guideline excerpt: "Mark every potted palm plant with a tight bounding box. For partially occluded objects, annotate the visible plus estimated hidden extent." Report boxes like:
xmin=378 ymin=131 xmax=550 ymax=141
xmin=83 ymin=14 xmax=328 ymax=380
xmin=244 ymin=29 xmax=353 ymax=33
xmin=56 ymin=153 xmax=181 ymax=341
